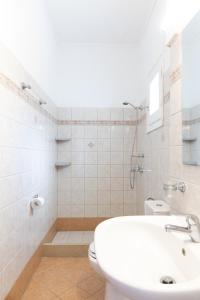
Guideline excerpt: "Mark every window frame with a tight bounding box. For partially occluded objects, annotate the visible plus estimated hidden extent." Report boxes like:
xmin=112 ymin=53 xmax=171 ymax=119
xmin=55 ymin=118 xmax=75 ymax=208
xmin=147 ymin=64 xmax=164 ymax=133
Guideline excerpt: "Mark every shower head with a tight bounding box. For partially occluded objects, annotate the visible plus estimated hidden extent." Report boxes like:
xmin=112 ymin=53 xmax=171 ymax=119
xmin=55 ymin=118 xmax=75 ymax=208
xmin=39 ymin=99 xmax=47 ymax=106
xmin=123 ymin=102 xmax=149 ymax=111
xmin=21 ymin=82 xmax=47 ymax=105
xmin=122 ymin=102 xmax=137 ymax=110
xmin=21 ymin=82 xmax=31 ymax=90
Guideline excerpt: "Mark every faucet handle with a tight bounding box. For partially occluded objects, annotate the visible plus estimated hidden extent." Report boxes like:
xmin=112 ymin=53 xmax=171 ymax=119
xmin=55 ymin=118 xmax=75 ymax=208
xmin=186 ymin=214 xmax=200 ymax=226
xmin=186 ymin=215 xmax=200 ymax=243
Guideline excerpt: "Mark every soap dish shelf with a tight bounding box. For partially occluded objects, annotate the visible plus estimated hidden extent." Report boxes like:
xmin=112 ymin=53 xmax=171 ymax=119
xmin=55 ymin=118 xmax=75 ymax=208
xmin=55 ymin=138 xmax=71 ymax=142
xmin=55 ymin=162 xmax=71 ymax=168
xmin=183 ymin=161 xmax=198 ymax=166
xmin=182 ymin=137 xmax=197 ymax=142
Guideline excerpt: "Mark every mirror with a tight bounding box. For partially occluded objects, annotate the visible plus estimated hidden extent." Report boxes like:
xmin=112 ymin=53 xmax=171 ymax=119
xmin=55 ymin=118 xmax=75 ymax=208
xmin=182 ymin=11 xmax=200 ymax=166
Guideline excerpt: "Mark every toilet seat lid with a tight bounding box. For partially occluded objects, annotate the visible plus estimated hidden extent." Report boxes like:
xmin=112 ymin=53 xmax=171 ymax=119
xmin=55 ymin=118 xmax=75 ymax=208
xmin=89 ymin=242 xmax=96 ymax=254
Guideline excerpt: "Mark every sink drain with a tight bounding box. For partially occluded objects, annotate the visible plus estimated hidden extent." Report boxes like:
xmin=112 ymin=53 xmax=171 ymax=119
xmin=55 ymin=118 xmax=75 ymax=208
xmin=160 ymin=276 xmax=176 ymax=284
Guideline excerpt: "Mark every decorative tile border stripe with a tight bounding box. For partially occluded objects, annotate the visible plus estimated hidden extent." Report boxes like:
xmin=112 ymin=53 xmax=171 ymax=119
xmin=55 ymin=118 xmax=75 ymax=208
xmin=5 ymin=222 xmax=57 ymax=300
xmin=0 ymin=73 xmax=137 ymax=126
xmin=170 ymin=65 xmax=182 ymax=85
xmin=58 ymin=119 xmax=137 ymax=126
xmin=0 ymin=73 xmax=57 ymax=123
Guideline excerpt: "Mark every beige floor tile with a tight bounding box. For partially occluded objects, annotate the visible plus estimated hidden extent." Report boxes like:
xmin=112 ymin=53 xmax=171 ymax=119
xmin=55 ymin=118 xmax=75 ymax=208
xmin=77 ymin=274 xmax=104 ymax=296
xmin=66 ymin=269 xmax=92 ymax=285
xmin=32 ymin=270 xmax=74 ymax=297
xmin=22 ymin=258 xmax=105 ymax=300
xmin=34 ymin=258 xmax=79 ymax=276
xmin=21 ymin=284 xmax=59 ymax=300
xmin=60 ymin=287 xmax=90 ymax=300
xmin=48 ymin=277 xmax=74 ymax=296
xmin=87 ymin=289 xmax=105 ymax=300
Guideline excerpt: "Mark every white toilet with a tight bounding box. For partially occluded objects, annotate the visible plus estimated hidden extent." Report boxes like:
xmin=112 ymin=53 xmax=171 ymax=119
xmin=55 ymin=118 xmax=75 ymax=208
xmin=144 ymin=199 xmax=170 ymax=215
xmin=88 ymin=241 xmax=103 ymax=275
xmin=88 ymin=199 xmax=170 ymax=277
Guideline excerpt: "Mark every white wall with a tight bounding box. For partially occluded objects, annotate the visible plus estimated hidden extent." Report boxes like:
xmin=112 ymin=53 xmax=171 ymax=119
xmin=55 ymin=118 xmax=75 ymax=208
xmin=0 ymin=44 xmax=57 ymax=299
xmin=136 ymin=0 xmax=200 ymax=214
xmin=162 ymin=0 xmax=200 ymax=40
xmin=139 ymin=0 xmax=200 ymax=90
xmin=138 ymin=0 xmax=167 ymax=101
xmin=0 ymin=0 xmax=58 ymax=102
xmin=0 ymin=1 xmax=142 ymax=108
xmin=56 ymin=43 xmax=141 ymax=107
xmin=1 ymin=0 xmax=199 ymax=108
xmin=182 ymin=10 xmax=200 ymax=108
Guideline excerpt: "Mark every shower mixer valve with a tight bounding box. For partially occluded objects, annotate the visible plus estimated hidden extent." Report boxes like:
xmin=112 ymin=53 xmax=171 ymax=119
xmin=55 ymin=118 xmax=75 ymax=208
xmin=122 ymin=101 xmax=148 ymax=189
xmin=131 ymin=165 xmax=152 ymax=173
xmin=131 ymin=153 xmax=144 ymax=158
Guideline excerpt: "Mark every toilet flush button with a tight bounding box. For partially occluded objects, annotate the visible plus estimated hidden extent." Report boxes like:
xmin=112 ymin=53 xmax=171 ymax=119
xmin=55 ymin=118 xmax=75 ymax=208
xmin=88 ymin=142 xmax=95 ymax=148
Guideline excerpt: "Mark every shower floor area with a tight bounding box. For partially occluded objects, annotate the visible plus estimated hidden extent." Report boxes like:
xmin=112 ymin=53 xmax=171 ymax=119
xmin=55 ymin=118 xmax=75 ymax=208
xmin=52 ymin=231 xmax=94 ymax=245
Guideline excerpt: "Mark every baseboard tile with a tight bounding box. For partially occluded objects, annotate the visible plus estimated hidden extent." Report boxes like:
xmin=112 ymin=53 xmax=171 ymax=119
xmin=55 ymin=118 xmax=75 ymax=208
xmin=5 ymin=217 xmax=108 ymax=299
xmin=43 ymin=244 xmax=89 ymax=257
xmin=56 ymin=217 xmax=109 ymax=231
xmin=5 ymin=221 xmax=57 ymax=300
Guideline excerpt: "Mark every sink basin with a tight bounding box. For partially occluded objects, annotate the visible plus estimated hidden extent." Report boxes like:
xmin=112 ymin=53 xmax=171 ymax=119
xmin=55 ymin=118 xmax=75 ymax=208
xmin=95 ymin=216 xmax=200 ymax=300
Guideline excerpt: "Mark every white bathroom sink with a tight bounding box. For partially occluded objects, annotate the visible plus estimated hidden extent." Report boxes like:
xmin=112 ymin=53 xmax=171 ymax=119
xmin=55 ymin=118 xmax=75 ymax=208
xmin=95 ymin=216 xmax=200 ymax=300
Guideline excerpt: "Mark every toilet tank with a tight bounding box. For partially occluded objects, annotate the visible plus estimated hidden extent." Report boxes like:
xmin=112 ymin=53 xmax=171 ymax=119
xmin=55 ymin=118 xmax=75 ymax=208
xmin=144 ymin=200 xmax=170 ymax=215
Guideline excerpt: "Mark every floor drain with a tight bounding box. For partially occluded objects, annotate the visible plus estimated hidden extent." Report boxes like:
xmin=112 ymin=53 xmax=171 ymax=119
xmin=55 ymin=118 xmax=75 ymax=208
xmin=160 ymin=276 xmax=176 ymax=284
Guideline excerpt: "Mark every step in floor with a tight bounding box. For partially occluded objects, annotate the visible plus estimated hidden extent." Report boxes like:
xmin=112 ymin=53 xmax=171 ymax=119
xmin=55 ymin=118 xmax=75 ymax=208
xmin=43 ymin=231 xmax=94 ymax=257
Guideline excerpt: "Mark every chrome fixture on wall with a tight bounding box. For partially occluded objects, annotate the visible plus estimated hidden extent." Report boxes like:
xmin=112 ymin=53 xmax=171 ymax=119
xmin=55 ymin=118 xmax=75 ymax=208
xmin=131 ymin=165 xmax=152 ymax=174
xmin=131 ymin=153 xmax=144 ymax=158
xmin=163 ymin=182 xmax=186 ymax=193
xmin=122 ymin=101 xmax=149 ymax=189
xmin=122 ymin=102 xmax=149 ymax=111
xmin=123 ymin=101 xmax=139 ymax=189
xmin=21 ymin=82 xmax=47 ymax=106
xmin=21 ymin=82 xmax=31 ymax=90
xmin=38 ymin=99 xmax=47 ymax=105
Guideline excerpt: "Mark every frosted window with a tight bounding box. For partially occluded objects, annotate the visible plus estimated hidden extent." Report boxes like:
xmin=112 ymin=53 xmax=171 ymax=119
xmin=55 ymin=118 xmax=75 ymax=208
xmin=149 ymin=73 xmax=159 ymax=115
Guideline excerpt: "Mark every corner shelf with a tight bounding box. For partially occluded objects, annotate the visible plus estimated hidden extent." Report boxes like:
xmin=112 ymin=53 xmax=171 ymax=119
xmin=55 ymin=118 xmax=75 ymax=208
xmin=183 ymin=161 xmax=198 ymax=166
xmin=182 ymin=137 xmax=197 ymax=142
xmin=55 ymin=162 xmax=71 ymax=168
xmin=55 ymin=138 xmax=71 ymax=142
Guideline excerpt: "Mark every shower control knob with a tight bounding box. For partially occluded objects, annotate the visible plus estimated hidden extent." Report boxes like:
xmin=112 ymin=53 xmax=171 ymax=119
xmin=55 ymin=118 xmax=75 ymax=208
xmin=131 ymin=166 xmax=152 ymax=173
xmin=88 ymin=142 xmax=95 ymax=148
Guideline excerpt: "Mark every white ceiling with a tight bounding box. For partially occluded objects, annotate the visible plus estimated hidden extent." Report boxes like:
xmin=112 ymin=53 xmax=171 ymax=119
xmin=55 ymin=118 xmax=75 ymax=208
xmin=46 ymin=0 xmax=157 ymax=44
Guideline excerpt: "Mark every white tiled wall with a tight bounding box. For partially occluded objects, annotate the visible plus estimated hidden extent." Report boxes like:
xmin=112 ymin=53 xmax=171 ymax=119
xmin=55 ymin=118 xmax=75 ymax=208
xmin=2 ymin=31 xmax=200 ymax=299
xmin=57 ymin=107 xmax=137 ymax=217
xmin=137 ymin=35 xmax=200 ymax=218
xmin=0 ymin=51 xmax=57 ymax=298
xmin=182 ymin=105 xmax=200 ymax=165
xmin=2 ymin=30 xmax=200 ymax=299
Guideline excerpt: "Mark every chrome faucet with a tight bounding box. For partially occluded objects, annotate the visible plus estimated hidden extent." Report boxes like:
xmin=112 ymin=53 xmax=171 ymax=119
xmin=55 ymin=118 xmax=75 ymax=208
xmin=165 ymin=215 xmax=200 ymax=243
xmin=131 ymin=165 xmax=151 ymax=173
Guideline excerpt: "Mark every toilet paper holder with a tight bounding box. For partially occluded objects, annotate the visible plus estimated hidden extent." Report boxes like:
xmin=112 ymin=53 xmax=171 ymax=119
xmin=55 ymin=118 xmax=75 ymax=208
xmin=30 ymin=194 xmax=45 ymax=209
xmin=145 ymin=196 xmax=155 ymax=201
